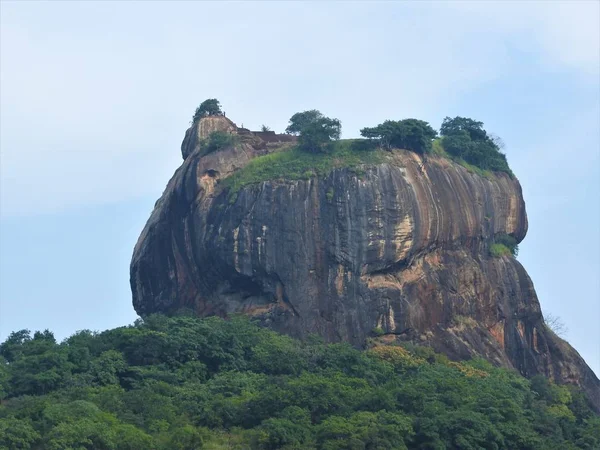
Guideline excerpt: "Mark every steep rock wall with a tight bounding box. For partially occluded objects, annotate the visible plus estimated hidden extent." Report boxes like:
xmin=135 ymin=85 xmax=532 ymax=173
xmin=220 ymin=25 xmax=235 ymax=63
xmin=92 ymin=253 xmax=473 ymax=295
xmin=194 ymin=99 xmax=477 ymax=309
xmin=131 ymin=124 xmax=599 ymax=409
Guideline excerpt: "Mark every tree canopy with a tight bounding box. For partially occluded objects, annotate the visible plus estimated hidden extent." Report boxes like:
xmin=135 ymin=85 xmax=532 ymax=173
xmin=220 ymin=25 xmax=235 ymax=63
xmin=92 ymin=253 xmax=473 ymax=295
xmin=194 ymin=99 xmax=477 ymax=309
xmin=440 ymin=116 xmax=489 ymax=142
xmin=360 ymin=119 xmax=437 ymax=154
xmin=440 ymin=116 xmax=512 ymax=175
xmin=285 ymin=110 xmax=324 ymax=135
xmin=192 ymin=99 xmax=222 ymax=123
xmin=1 ymin=315 xmax=598 ymax=449
xmin=286 ymin=110 xmax=341 ymax=153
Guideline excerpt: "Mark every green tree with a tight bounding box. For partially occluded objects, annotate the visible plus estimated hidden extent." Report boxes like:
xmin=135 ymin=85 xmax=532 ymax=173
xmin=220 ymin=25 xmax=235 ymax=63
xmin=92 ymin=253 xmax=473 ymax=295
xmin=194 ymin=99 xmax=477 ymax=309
xmin=90 ymin=350 xmax=127 ymax=386
xmin=297 ymin=117 xmax=341 ymax=152
xmin=440 ymin=116 xmax=489 ymax=142
xmin=162 ymin=425 xmax=207 ymax=450
xmin=495 ymin=233 xmax=519 ymax=256
xmin=317 ymin=411 xmax=413 ymax=450
xmin=42 ymin=400 xmax=153 ymax=450
xmin=0 ymin=329 xmax=31 ymax=363
xmin=5 ymin=331 xmax=72 ymax=397
xmin=192 ymin=98 xmax=222 ymax=123
xmin=285 ymin=110 xmax=341 ymax=153
xmin=285 ymin=110 xmax=323 ymax=135
xmin=439 ymin=116 xmax=512 ymax=175
xmin=440 ymin=130 xmax=471 ymax=159
xmin=360 ymin=119 xmax=437 ymax=154
xmin=249 ymin=333 xmax=308 ymax=375
xmin=0 ymin=417 xmax=40 ymax=450
xmin=253 ymin=406 xmax=313 ymax=449
xmin=0 ymin=356 xmax=8 ymax=401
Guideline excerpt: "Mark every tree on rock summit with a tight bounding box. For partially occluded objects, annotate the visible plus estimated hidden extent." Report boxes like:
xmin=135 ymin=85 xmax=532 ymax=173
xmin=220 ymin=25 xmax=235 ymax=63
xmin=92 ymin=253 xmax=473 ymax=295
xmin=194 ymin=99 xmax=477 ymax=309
xmin=360 ymin=119 xmax=437 ymax=154
xmin=192 ymin=99 xmax=222 ymax=123
xmin=440 ymin=116 xmax=512 ymax=174
xmin=286 ymin=110 xmax=341 ymax=153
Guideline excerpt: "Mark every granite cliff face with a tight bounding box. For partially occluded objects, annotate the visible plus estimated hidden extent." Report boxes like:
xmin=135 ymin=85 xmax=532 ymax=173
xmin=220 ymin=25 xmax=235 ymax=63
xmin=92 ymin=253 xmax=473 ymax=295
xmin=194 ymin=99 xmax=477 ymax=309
xmin=131 ymin=116 xmax=599 ymax=409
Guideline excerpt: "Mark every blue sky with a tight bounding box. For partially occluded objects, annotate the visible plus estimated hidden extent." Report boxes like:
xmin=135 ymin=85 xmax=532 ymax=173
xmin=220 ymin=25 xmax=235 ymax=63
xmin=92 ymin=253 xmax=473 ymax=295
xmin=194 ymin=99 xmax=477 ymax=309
xmin=1 ymin=1 xmax=598 ymax=375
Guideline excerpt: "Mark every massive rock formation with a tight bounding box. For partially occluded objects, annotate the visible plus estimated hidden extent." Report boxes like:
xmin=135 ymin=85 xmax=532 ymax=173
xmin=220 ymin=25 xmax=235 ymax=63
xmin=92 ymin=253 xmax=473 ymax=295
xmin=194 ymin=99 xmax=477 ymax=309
xmin=131 ymin=116 xmax=599 ymax=410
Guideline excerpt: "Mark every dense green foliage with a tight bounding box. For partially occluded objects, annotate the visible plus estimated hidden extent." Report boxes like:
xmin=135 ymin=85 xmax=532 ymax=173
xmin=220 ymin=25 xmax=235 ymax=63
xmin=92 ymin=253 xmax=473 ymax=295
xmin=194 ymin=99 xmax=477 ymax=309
xmin=490 ymin=243 xmax=512 ymax=258
xmin=360 ymin=119 xmax=437 ymax=154
xmin=199 ymin=131 xmax=239 ymax=155
xmin=285 ymin=110 xmax=341 ymax=153
xmin=490 ymin=233 xmax=519 ymax=258
xmin=440 ymin=116 xmax=512 ymax=175
xmin=193 ymin=99 xmax=222 ymax=123
xmin=221 ymin=139 xmax=381 ymax=200
xmin=285 ymin=110 xmax=324 ymax=135
xmin=1 ymin=315 xmax=598 ymax=450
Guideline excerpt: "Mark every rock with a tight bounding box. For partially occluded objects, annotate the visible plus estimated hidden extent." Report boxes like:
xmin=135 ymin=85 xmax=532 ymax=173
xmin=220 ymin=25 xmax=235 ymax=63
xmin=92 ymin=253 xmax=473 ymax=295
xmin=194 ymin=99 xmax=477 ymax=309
xmin=181 ymin=115 xmax=238 ymax=159
xmin=131 ymin=129 xmax=600 ymax=411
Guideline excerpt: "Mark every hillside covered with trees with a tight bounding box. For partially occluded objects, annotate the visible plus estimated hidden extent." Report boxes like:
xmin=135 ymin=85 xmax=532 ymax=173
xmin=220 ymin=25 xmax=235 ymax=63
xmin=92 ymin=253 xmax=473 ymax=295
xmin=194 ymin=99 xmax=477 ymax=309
xmin=1 ymin=315 xmax=598 ymax=450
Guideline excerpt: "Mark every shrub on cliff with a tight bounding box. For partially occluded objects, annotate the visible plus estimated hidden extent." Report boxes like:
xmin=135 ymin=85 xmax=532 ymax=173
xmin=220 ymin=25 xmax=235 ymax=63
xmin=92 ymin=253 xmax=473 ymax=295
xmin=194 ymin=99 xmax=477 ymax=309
xmin=286 ymin=110 xmax=341 ymax=153
xmin=490 ymin=243 xmax=512 ymax=258
xmin=360 ymin=119 xmax=437 ymax=154
xmin=199 ymin=130 xmax=238 ymax=155
xmin=490 ymin=233 xmax=519 ymax=258
xmin=440 ymin=116 xmax=512 ymax=175
xmin=1 ymin=315 xmax=598 ymax=449
xmin=192 ymin=98 xmax=222 ymax=123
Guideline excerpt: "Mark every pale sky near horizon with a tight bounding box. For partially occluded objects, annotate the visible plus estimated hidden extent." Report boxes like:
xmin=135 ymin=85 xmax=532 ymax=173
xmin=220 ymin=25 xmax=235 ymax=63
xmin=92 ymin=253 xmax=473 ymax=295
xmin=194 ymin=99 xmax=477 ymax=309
xmin=1 ymin=1 xmax=599 ymax=376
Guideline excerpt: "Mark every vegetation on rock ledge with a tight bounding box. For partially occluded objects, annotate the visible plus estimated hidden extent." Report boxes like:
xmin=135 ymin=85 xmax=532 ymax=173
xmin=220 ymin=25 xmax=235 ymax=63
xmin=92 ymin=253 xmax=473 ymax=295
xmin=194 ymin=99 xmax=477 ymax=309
xmin=490 ymin=233 xmax=519 ymax=258
xmin=221 ymin=139 xmax=382 ymax=199
xmin=190 ymin=101 xmax=514 ymax=178
xmin=199 ymin=131 xmax=239 ymax=156
xmin=1 ymin=315 xmax=598 ymax=449
xmin=439 ymin=116 xmax=513 ymax=176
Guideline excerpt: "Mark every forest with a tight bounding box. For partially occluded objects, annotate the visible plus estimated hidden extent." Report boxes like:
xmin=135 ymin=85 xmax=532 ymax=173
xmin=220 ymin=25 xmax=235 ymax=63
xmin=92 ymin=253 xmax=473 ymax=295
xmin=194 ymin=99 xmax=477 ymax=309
xmin=1 ymin=315 xmax=598 ymax=449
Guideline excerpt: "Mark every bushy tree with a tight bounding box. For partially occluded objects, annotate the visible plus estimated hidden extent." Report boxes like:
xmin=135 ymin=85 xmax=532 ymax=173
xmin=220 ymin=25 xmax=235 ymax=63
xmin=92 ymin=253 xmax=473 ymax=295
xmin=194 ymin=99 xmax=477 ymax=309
xmin=440 ymin=116 xmax=512 ymax=175
xmin=286 ymin=110 xmax=341 ymax=153
xmin=360 ymin=119 xmax=437 ymax=154
xmin=440 ymin=116 xmax=489 ymax=142
xmin=3 ymin=330 xmax=72 ymax=396
xmin=192 ymin=98 xmax=222 ymax=123
xmin=491 ymin=233 xmax=519 ymax=257
xmin=255 ymin=409 xmax=313 ymax=450
xmin=0 ymin=417 xmax=40 ymax=450
xmin=317 ymin=411 xmax=413 ymax=450
xmin=297 ymin=118 xmax=342 ymax=153
xmin=0 ymin=329 xmax=32 ymax=362
xmin=285 ymin=110 xmax=323 ymax=135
